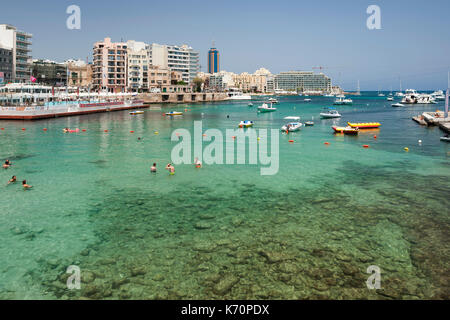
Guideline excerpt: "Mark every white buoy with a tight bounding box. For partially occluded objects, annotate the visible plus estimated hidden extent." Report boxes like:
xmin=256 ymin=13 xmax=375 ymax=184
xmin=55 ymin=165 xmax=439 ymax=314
xmin=418 ymin=140 xmax=422 ymax=144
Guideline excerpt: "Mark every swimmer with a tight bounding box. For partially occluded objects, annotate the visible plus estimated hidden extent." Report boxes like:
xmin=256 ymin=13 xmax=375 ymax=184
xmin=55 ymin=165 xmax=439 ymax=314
xmin=151 ymin=163 xmax=157 ymax=173
xmin=3 ymin=160 xmax=11 ymax=169
xmin=22 ymin=180 xmax=32 ymax=189
xmin=194 ymin=157 xmax=202 ymax=168
xmin=165 ymin=163 xmax=175 ymax=175
xmin=7 ymin=176 xmax=16 ymax=185
xmin=63 ymin=128 xmax=69 ymax=133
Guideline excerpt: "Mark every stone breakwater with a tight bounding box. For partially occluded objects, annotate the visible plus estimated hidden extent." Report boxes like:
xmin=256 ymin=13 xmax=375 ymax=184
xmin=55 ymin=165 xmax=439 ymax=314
xmin=15 ymin=161 xmax=449 ymax=300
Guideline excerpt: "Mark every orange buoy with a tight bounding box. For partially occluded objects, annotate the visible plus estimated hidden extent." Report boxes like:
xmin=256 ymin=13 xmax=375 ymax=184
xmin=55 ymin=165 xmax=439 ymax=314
xmin=21 ymin=128 xmax=26 ymax=131
xmin=203 ymin=134 xmax=207 ymax=137
xmin=289 ymin=140 xmax=294 ymax=143
xmin=0 ymin=128 xmax=4 ymax=130
xmin=130 ymin=131 xmax=134 ymax=133
xmin=43 ymin=128 xmax=47 ymax=131
xmin=104 ymin=130 xmax=108 ymax=133
xmin=324 ymin=142 xmax=330 ymax=145
xmin=374 ymin=135 xmax=377 ymax=139
xmin=363 ymin=145 xmax=369 ymax=148
xmin=82 ymin=129 xmax=86 ymax=132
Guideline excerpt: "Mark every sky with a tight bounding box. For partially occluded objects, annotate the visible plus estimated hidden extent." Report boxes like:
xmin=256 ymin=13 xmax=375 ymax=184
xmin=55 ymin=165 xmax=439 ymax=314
xmin=1 ymin=0 xmax=449 ymax=90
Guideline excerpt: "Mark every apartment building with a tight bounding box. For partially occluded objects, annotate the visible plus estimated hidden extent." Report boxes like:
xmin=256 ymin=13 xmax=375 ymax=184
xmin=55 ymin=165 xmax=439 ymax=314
xmin=127 ymin=40 xmax=149 ymax=92
xmin=0 ymin=24 xmax=32 ymax=82
xmin=93 ymin=37 xmax=127 ymax=92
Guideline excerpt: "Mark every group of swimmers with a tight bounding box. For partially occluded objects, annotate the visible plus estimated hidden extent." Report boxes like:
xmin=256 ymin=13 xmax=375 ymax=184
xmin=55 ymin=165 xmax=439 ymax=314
xmin=150 ymin=158 xmax=202 ymax=175
xmin=3 ymin=160 xmax=33 ymax=189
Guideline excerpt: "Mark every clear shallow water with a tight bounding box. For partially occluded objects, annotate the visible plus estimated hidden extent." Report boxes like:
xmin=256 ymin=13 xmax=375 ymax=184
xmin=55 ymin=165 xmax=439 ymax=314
xmin=0 ymin=92 xmax=448 ymax=299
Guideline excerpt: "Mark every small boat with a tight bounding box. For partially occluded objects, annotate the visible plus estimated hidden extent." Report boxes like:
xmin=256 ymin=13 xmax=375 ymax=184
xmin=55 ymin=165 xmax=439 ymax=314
xmin=392 ymin=103 xmax=404 ymax=107
xmin=347 ymin=122 xmax=381 ymax=129
xmin=333 ymin=97 xmax=353 ymax=105
xmin=165 ymin=111 xmax=183 ymax=116
xmin=258 ymin=103 xmax=277 ymax=113
xmin=304 ymin=98 xmax=312 ymax=102
xmin=130 ymin=110 xmax=144 ymax=115
xmin=304 ymin=121 xmax=314 ymax=126
xmin=440 ymin=135 xmax=450 ymax=142
xmin=332 ymin=126 xmax=359 ymax=135
xmin=268 ymin=98 xmax=279 ymax=104
xmin=387 ymin=97 xmax=394 ymax=101
xmin=320 ymin=108 xmax=341 ymax=118
xmin=248 ymin=103 xmax=254 ymax=107
xmin=239 ymin=120 xmax=254 ymax=128
xmin=281 ymin=122 xmax=302 ymax=132
xmin=284 ymin=116 xmax=300 ymax=121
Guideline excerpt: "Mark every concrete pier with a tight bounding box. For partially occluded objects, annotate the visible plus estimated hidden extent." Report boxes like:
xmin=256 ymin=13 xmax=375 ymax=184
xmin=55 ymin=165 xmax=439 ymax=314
xmin=139 ymin=92 xmax=228 ymax=104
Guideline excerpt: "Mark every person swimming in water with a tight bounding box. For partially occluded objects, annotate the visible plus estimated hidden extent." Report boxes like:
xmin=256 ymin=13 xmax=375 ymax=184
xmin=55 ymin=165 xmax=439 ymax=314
xmin=7 ymin=176 xmax=16 ymax=185
xmin=3 ymin=160 xmax=11 ymax=169
xmin=151 ymin=163 xmax=157 ymax=173
xmin=22 ymin=180 xmax=32 ymax=189
xmin=166 ymin=163 xmax=175 ymax=175
xmin=194 ymin=157 xmax=202 ymax=168
xmin=63 ymin=128 xmax=69 ymax=133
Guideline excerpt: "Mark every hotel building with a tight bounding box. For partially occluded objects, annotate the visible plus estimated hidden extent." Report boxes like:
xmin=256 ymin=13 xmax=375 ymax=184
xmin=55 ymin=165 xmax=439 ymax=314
xmin=149 ymin=43 xmax=200 ymax=84
xmin=274 ymin=71 xmax=331 ymax=93
xmin=208 ymin=46 xmax=219 ymax=74
xmin=127 ymin=40 xmax=149 ymax=92
xmin=93 ymin=37 xmax=127 ymax=92
xmin=0 ymin=24 xmax=32 ymax=82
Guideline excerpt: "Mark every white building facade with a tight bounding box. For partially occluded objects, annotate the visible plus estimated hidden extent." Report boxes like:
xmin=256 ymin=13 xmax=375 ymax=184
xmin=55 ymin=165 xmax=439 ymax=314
xmin=0 ymin=24 xmax=32 ymax=82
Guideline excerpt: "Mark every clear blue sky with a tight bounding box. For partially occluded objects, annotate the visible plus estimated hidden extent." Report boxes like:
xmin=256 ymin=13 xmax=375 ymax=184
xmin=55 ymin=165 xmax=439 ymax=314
xmin=1 ymin=0 xmax=449 ymax=90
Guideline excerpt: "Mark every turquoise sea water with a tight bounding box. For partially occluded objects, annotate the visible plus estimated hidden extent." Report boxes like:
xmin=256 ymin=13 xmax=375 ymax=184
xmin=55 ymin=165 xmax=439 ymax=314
xmin=0 ymin=92 xmax=448 ymax=299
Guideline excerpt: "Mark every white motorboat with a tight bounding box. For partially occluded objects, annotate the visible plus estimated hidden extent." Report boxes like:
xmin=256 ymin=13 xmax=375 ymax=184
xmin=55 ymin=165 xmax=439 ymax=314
xmin=227 ymin=88 xmax=252 ymax=100
xmin=323 ymin=93 xmax=334 ymax=97
xmin=165 ymin=111 xmax=183 ymax=116
xmin=268 ymin=98 xmax=279 ymax=104
xmin=284 ymin=116 xmax=300 ymax=121
xmin=387 ymin=97 xmax=394 ymax=101
xmin=320 ymin=108 xmax=341 ymax=118
xmin=304 ymin=98 xmax=312 ymax=102
xmin=248 ymin=103 xmax=254 ymax=107
xmin=440 ymin=135 xmax=450 ymax=142
xmin=238 ymin=120 xmax=254 ymax=128
xmin=401 ymin=89 xmax=436 ymax=104
xmin=130 ymin=110 xmax=144 ymax=115
xmin=392 ymin=103 xmax=405 ymax=107
xmin=281 ymin=122 xmax=302 ymax=132
xmin=333 ymin=97 xmax=353 ymax=105
xmin=258 ymin=103 xmax=277 ymax=113
xmin=431 ymin=90 xmax=446 ymax=101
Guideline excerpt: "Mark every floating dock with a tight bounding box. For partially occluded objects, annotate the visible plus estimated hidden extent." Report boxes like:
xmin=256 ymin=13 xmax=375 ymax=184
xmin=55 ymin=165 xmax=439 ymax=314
xmin=0 ymin=101 xmax=146 ymax=120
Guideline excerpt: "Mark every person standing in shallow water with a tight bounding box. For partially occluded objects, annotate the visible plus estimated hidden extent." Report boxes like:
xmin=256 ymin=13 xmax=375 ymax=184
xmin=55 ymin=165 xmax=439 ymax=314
xmin=151 ymin=163 xmax=157 ymax=173
xmin=165 ymin=163 xmax=175 ymax=175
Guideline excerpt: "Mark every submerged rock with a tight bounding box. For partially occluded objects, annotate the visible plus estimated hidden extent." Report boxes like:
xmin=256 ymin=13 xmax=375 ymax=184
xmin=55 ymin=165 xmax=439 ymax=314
xmin=213 ymin=275 xmax=240 ymax=295
xmin=194 ymin=222 xmax=212 ymax=230
xmin=258 ymin=250 xmax=292 ymax=264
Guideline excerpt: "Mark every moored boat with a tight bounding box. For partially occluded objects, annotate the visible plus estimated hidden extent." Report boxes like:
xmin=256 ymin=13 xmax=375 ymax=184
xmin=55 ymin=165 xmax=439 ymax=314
xmin=130 ymin=110 xmax=144 ymax=115
xmin=392 ymin=103 xmax=404 ymax=107
xmin=165 ymin=111 xmax=183 ymax=116
xmin=332 ymin=126 xmax=359 ymax=135
xmin=239 ymin=120 xmax=254 ymax=128
xmin=320 ymin=108 xmax=341 ymax=118
xmin=304 ymin=121 xmax=314 ymax=126
xmin=258 ymin=103 xmax=277 ymax=113
xmin=281 ymin=122 xmax=302 ymax=132
xmin=347 ymin=122 xmax=381 ymax=129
